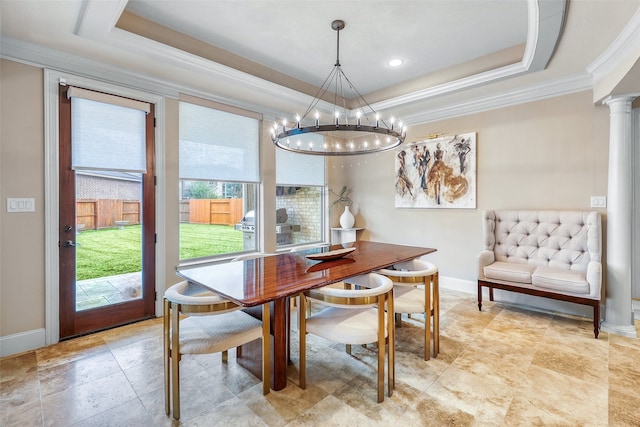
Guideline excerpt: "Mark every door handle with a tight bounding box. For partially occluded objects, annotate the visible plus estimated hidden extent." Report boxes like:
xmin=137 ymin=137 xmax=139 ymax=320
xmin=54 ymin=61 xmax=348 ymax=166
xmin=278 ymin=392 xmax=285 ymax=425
xmin=64 ymin=240 xmax=80 ymax=247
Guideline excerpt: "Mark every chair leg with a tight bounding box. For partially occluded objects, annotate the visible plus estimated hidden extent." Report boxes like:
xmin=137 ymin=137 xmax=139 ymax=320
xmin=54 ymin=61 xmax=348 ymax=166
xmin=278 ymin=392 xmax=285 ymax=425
xmin=377 ymin=294 xmax=385 ymax=403
xmin=163 ymin=298 xmax=170 ymax=416
xmin=395 ymin=312 xmax=402 ymax=327
xmin=433 ymin=272 xmax=440 ymax=357
xmin=222 ymin=350 xmax=228 ymax=362
xmin=171 ymin=302 xmax=181 ymax=420
xmin=424 ymin=276 xmax=432 ymax=361
xmin=299 ymin=294 xmax=307 ymax=389
xmin=387 ymin=290 xmax=395 ymax=394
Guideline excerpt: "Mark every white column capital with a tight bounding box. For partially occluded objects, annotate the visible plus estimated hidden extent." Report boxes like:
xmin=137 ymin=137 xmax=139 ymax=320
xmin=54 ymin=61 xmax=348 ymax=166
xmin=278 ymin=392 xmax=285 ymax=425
xmin=603 ymin=94 xmax=640 ymax=109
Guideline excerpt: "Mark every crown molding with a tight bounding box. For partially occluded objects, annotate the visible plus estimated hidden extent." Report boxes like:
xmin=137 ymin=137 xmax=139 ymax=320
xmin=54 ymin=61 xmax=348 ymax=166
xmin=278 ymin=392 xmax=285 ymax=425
xmin=1 ymin=36 xmax=592 ymax=127
xmin=1 ymin=37 xmax=180 ymax=98
xmin=587 ymin=7 xmax=640 ymax=83
xmin=402 ymin=73 xmax=593 ymax=126
xmin=0 ymin=37 xmax=291 ymax=118
xmin=371 ymin=62 xmax=529 ymax=112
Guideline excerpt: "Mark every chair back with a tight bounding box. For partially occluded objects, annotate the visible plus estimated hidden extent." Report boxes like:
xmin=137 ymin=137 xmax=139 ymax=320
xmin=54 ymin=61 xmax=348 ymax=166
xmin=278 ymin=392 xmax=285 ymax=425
xmin=305 ymin=273 xmax=393 ymax=308
xmin=164 ymin=280 xmax=240 ymax=315
xmin=378 ymin=259 xmax=437 ymax=286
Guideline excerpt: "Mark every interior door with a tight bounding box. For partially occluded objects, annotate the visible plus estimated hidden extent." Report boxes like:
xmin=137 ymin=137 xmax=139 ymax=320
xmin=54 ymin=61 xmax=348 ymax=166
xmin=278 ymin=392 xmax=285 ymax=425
xmin=58 ymin=85 xmax=156 ymax=339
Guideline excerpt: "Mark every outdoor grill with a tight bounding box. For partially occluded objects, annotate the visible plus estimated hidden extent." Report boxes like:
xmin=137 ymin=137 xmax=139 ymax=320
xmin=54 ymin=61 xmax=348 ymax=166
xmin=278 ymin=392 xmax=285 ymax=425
xmin=235 ymin=209 xmax=300 ymax=248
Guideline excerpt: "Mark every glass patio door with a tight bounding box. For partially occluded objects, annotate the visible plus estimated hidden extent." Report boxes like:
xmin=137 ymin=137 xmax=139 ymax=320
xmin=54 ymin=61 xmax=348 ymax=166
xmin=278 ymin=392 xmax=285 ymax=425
xmin=58 ymin=85 xmax=156 ymax=339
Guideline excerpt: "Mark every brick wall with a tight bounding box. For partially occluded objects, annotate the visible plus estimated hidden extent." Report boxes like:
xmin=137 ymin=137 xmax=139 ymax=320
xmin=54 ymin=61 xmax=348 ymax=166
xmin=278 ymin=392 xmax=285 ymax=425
xmin=76 ymin=174 xmax=141 ymax=200
xmin=276 ymin=186 xmax=322 ymax=244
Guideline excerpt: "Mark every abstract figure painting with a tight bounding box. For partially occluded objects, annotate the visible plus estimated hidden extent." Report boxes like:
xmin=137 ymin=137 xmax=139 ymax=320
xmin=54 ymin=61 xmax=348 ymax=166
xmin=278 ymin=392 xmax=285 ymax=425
xmin=395 ymin=133 xmax=476 ymax=208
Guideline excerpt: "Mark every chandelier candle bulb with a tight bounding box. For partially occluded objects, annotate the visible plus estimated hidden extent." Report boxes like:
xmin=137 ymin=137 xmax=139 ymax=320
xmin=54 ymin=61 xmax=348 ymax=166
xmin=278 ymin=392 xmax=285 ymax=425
xmin=315 ymin=111 xmax=320 ymax=128
xmin=335 ymin=111 xmax=340 ymax=127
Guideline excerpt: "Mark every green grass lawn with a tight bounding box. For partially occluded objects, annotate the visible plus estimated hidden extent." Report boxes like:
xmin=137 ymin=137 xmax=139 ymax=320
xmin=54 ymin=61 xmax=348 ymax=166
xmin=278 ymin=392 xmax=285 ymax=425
xmin=75 ymin=223 xmax=244 ymax=280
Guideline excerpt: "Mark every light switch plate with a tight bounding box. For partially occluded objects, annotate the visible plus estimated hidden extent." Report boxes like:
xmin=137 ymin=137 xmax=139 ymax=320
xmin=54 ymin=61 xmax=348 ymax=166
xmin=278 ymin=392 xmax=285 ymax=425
xmin=6 ymin=197 xmax=35 ymax=212
xmin=590 ymin=196 xmax=606 ymax=208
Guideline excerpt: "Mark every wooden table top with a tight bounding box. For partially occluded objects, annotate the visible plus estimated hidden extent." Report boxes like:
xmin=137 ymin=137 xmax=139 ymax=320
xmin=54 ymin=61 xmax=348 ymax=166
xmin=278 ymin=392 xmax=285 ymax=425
xmin=177 ymin=241 xmax=436 ymax=306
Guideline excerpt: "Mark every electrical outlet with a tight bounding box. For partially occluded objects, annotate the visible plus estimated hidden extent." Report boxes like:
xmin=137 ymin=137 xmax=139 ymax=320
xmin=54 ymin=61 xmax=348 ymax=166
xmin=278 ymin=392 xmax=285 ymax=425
xmin=590 ymin=196 xmax=606 ymax=208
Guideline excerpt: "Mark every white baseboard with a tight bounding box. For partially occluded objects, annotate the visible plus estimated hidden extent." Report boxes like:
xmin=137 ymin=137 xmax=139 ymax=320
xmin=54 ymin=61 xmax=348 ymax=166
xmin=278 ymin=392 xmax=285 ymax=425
xmin=439 ymin=275 xmax=476 ymax=294
xmin=0 ymin=328 xmax=46 ymax=357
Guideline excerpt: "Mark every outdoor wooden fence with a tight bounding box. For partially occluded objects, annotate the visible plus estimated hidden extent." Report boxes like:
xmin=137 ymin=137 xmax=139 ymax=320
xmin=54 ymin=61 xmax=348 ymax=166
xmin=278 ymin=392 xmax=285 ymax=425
xmin=76 ymin=199 xmax=141 ymax=230
xmin=182 ymin=198 xmax=243 ymax=225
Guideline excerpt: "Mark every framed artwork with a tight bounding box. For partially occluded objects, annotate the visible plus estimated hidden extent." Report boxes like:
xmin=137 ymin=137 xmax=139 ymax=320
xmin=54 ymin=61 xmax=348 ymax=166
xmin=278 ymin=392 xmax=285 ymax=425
xmin=394 ymin=132 xmax=476 ymax=208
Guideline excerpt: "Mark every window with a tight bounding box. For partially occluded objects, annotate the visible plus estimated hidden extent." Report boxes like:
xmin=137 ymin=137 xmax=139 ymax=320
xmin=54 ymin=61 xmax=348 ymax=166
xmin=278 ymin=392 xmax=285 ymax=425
xmin=179 ymin=101 xmax=259 ymax=260
xmin=275 ymin=148 xmax=326 ymax=248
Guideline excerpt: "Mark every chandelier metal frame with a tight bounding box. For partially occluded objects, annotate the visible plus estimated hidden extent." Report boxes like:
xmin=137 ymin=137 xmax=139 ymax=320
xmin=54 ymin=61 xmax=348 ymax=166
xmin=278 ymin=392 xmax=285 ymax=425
xmin=271 ymin=19 xmax=406 ymax=156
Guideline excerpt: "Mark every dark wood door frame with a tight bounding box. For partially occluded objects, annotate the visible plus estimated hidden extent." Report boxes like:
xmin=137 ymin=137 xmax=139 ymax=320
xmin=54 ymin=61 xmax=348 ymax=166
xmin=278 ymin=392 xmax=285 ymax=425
xmin=58 ymin=85 xmax=156 ymax=339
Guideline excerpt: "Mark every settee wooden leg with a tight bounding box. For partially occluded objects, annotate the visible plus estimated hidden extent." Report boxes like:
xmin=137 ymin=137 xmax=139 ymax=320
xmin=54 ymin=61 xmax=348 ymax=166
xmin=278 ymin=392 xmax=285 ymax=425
xmin=477 ymin=282 xmax=483 ymax=311
xmin=593 ymin=303 xmax=600 ymax=339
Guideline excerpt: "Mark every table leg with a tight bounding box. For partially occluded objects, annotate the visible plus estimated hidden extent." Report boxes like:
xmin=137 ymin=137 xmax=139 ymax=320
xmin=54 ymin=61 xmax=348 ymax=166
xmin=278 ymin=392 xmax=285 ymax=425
xmin=238 ymin=297 xmax=290 ymax=391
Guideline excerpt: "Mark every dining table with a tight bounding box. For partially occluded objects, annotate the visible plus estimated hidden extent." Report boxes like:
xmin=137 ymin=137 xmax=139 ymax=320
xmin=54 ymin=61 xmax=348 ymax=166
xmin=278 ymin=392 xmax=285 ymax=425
xmin=176 ymin=240 xmax=436 ymax=391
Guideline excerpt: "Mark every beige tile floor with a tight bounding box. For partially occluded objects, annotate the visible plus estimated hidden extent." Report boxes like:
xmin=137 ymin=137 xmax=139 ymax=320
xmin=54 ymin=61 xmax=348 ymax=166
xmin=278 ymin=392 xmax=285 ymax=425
xmin=2 ymin=289 xmax=639 ymax=426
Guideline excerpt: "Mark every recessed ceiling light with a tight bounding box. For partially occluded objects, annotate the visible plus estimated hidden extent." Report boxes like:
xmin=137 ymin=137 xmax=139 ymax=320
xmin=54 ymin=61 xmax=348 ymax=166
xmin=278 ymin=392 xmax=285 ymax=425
xmin=388 ymin=58 xmax=403 ymax=67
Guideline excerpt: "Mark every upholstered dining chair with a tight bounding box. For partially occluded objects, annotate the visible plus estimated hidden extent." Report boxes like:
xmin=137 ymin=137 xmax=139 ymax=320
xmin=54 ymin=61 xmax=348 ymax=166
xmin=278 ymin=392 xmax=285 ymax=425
xmin=163 ymin=280 xmax=270 ymax=420
xmin=378 ymin=258 xmax=439 ymax=360
xmin=299 ymin=273 xmax=395 ymax=403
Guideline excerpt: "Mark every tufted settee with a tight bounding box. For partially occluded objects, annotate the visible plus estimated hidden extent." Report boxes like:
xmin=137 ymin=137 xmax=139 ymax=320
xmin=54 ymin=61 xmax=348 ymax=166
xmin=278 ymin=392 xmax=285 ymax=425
xmin=477 ymin=210 xmax=602 ymax=338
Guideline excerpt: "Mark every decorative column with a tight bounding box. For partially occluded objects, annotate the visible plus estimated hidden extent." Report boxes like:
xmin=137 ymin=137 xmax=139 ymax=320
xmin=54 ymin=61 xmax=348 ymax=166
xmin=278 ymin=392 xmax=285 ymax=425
xmin=601 ymin=95 xmax=638 ymax=337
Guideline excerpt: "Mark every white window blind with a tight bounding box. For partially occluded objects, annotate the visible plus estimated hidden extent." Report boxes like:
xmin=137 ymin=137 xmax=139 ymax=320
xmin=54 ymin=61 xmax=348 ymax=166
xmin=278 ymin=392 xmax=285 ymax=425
xmin=70 ymin=88 xmax=148 ymax=173
xmin=179 ymin=102 xmax=260 ymax=183
xmin=276 ymin=143 xmax=325 ymax=186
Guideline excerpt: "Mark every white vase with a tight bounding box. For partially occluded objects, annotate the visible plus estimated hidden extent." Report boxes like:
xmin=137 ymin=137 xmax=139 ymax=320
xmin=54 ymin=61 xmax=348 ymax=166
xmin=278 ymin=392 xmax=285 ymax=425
xmin=339 ymin=205 xmax=355 ymax=229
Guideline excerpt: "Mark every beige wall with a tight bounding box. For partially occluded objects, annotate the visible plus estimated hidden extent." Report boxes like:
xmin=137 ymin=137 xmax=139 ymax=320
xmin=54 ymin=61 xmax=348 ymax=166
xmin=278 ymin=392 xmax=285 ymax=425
xmin=1 ymin=60 xmax=46 ymax=336
xmin=330 ymin=91 xmax=610 ymax=283
xmin=0 ymin=59 xmax=612 ymax=347
xmin=163 ymin=98 xmax=180 ymax=291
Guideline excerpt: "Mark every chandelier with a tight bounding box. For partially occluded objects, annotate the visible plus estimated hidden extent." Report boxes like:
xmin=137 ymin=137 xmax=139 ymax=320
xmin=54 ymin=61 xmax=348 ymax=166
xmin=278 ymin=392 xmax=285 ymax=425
xmin=271 ymin=19 xmax=406 ymax=156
